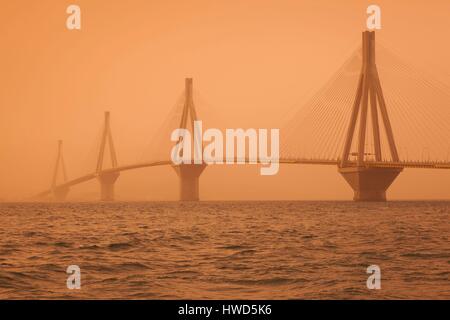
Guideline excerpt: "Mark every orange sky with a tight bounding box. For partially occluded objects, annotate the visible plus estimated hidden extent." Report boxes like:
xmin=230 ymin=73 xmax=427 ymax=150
xmin=0 ymin=0 xmax=449 ymax=201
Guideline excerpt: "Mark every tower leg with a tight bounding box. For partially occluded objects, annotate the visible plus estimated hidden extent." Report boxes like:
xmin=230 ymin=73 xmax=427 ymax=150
xmin=339 ymin=167 xmax=402 ymax=201
xmin=53 ymin=186 xmax=70 ymax=202
xmin=98 ymin=172 xmax=120 ymax=201
xmin=172 ymin=164 xmax=206 ymax=201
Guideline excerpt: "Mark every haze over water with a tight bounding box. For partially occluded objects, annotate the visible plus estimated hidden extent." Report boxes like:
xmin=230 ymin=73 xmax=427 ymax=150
xmin=0 ymin=201 xmax=448 ymax=299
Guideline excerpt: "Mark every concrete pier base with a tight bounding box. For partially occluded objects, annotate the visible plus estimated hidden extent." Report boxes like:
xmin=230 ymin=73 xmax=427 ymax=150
xmin=53 ymin=186 xmax=70 ymax=202
xmin=98 ymin=172 xmax=120 ymax=201
xmin=172 ymin=164 xmax=207 ymax=201
xmin=339 ymin=167 xmax=402 ymax=201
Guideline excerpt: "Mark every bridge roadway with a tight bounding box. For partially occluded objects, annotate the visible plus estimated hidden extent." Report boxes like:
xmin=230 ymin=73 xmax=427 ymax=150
xmin=36 ymin=158 xmax=450 ymax=198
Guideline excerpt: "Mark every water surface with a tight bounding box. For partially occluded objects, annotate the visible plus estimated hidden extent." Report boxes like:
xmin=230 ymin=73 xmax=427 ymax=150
xmin=0 ymin=201 xmax=448 ymax=299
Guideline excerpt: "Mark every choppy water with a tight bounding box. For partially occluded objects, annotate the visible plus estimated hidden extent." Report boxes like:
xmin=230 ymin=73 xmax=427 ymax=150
xmin=0 ymin=201 xmax=448 ymax=299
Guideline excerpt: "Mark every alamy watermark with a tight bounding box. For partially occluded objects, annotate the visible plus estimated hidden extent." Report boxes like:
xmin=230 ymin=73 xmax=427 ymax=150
xmin=170 ymin=120 xmax=280 ymax=176
xmin=66 ymin=5 xmax=81 ymax=30
xmin=366 ymin=265 xmax=381 ymax=290
xmin=367 ymin=4 xmax=381 ymax=30
xmin=66 ymin=265 xmax=81 ymax=290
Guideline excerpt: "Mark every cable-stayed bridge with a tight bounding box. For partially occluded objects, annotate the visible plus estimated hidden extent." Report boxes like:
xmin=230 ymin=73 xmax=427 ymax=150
xmin=35 ymin=31 xmax=450 ymax=202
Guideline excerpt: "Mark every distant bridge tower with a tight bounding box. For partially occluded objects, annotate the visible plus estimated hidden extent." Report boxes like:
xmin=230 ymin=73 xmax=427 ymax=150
xmin=172 ymin=78 xmax=207 ymax=201
xmin=339 ymin=31 xmax=402 ymax=201
xmin=51 ymin=140 xmax=70 ymax=201
xmin=96 ymin=111 xmax=120 ymax=201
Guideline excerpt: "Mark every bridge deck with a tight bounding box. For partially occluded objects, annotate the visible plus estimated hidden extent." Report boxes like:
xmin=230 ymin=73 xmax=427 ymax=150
xmin=36 ymin=158 xmax=450 ymax=198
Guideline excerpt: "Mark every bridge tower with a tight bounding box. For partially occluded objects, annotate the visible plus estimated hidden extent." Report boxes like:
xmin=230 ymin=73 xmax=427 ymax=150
xmin=51 ymin=140 xmax=70 ymax=201
xmin=339 ymin=31 xmax=402 ymax=201
xmin=96 ymin=111 xmax=120 ymax=201
xmin=172 ymin=78 xmax=207 ymax=201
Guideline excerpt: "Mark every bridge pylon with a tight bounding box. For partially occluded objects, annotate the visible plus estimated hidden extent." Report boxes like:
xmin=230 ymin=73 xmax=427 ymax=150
xmin=339 ymin=31 xmax=402 ymax=201
xmin=172 ymin=78 xmax=206 ymax=201
xmin=51 ymin=140 xmax=70 ymax=201
xmin=96 ymin=111 xmax=120 ymax=201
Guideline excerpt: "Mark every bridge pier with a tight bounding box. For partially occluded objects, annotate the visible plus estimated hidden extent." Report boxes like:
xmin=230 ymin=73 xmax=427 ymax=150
xmin=98 ymin=172 xmax=120 ymax=201
xmin=173 ymin=164 xmax=207 ymax=201
xmin=338 ymin=32 xmax=403 ymax=202
xmin=339 ymin=167 xmax=402 ymax=201
xmin=53 ymin=186 xmax=70 ymax=202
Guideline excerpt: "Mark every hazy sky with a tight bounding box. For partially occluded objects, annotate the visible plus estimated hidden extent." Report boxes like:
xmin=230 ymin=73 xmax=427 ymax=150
xmin=1 ymin=0 xmax=449 ymax=200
